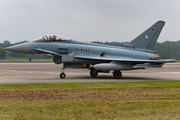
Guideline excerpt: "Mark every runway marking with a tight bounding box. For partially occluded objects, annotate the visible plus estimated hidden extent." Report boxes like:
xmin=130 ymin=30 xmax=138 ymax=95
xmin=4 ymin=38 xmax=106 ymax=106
xmin=0 ymin=74 xmax=23 ymax=78
xmin=0 ymin=74 xmax=9 ymax=78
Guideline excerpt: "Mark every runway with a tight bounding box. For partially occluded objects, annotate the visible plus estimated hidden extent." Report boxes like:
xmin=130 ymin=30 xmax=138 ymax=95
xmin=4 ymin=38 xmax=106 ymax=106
xmin=0 ymin=63 xmax=180 ymax=84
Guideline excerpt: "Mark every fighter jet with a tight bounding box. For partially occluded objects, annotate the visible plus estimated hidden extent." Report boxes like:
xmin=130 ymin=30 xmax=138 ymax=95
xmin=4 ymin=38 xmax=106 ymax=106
xmin=5 ymin=20 xmax=176 ymax=79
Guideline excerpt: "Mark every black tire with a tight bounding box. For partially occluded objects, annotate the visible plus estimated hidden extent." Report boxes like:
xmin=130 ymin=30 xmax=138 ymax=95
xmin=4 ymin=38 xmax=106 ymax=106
xmin=90 ymin=69 xmax=98 ymax=77
xmin=113 ymin=70 xmax=122 ymax=79
xmin=60 ymin=73 xmax=66 ymax=79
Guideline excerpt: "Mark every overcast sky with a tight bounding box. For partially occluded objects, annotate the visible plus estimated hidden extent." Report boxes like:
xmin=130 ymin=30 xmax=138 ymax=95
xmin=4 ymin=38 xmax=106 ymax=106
xmin=1 ymin=0 xmax=180 ymax=43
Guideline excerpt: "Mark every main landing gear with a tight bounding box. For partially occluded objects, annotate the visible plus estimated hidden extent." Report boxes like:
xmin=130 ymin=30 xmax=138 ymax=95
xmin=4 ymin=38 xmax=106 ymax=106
xmin=90 ymin=68 xmax=122 ymax=79
xmin=90 ymin=68 xmax=98 ymax=77
xmin=113 ymin=70 xmax=122 ymax=79
xmin=60 ymin=63 xmax=66 ymax=79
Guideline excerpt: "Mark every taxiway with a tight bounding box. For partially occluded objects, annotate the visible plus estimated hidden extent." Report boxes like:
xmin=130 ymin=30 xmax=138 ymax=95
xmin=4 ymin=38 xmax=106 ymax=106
xmin=0 ymin=63 xmax=180 ymax=84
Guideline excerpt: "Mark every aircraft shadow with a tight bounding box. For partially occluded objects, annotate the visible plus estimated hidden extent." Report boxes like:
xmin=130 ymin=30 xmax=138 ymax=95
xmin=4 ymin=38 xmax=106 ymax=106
xmin=67 ymin=76 xmax=164 ymax=81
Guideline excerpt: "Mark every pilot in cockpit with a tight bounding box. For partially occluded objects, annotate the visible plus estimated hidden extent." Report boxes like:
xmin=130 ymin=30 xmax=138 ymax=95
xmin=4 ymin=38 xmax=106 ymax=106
xmin=33 ymin=35 xmax=71 ymax=42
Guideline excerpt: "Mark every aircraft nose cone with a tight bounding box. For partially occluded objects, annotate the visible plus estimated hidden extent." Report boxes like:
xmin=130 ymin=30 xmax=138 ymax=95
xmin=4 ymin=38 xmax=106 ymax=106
xmin=5 ymin=42 xmax=30 ymax=54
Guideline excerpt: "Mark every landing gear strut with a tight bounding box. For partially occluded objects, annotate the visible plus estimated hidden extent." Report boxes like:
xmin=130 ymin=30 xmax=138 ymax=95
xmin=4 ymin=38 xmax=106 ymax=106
xmin=90 ymin=68 xmax=98 ymax=77
xmin=60 ymin=63 xmax=66 ymax=79
xmin=113 ymin=70 xmax=122 ymax=79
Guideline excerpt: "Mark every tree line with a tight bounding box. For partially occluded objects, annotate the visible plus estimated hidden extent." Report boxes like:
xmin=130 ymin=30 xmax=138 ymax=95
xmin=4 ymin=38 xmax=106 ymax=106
xmin=1 ymin=40 xmax=180 ymax=60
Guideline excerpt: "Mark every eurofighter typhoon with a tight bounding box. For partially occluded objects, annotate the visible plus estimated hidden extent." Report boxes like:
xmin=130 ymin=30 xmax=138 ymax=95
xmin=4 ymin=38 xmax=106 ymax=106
xmin=5 ymin=21 xmax=176 ymax=79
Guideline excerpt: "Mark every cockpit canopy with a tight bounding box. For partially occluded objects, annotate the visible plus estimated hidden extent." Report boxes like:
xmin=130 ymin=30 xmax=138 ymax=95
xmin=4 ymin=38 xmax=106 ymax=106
xmin=33 ymin=35 xmax=71 ymax=42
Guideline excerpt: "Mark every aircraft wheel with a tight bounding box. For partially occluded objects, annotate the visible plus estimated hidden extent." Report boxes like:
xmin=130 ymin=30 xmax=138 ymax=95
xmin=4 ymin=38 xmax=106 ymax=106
xmin=90 ymin=69 xmax=98 ymax=77
xmin=60 ymin=73 xmax=66 ymax=79
xmin=113 ymin=70 xmax=122 ymax=79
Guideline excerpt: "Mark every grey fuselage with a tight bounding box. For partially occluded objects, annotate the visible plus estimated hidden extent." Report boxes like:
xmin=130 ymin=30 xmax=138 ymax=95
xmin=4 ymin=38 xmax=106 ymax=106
xmin=29 ymin=40 xmax=156 ymax=65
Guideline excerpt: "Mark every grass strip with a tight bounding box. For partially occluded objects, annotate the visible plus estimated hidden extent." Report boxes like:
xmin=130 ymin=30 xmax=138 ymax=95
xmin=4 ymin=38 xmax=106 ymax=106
xmin=0 ymin=81 xmax=180 ymax=119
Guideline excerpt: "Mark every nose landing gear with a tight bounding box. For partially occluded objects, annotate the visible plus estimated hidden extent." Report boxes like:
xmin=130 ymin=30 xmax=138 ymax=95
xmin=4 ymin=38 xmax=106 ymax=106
xmin=60 ymin=73 xmax=66 ymax=79
xmin=60 ymin=63 xmax=66 ymax=79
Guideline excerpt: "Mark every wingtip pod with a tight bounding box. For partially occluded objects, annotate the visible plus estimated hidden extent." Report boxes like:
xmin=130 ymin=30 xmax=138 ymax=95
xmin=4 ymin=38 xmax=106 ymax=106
xmin=156 ymin=20 xmax=165 ymax=25
xmin=158 ymin=59 xmax=176 ymax=63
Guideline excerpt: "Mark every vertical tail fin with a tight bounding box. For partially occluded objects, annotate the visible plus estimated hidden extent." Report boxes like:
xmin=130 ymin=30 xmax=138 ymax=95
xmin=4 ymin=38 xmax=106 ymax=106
xmin=130 ymin=20 xmax=165 ymax=50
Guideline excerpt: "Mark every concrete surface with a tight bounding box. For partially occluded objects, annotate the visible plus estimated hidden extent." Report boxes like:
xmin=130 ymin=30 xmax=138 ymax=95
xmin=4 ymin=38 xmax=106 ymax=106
xmin=0 ymin=63 xmax=180 ymax=84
